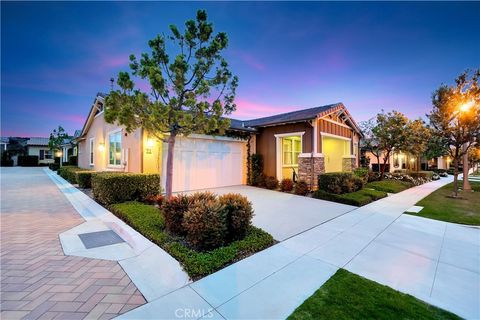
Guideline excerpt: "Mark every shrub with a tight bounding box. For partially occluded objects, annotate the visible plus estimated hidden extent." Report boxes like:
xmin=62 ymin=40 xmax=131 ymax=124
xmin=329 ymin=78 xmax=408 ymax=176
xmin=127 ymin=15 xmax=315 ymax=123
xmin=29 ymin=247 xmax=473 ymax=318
xmin=76 ymin=171 xmax=95 ymax=188
xmin=313 ymin=189 xmax=387 ymax=206
xmin=367 ymin=171 xmax=381 ymax=182
xmin=294 ymin=180 xmax=309 ymax=195
xmin=280 ymin=178 xmax=294 ymax=192
xmin=145 ymin=194 xmax=165 ymax=206
xmin=48 ymin=163 xmax=59 ymax=171
xmin=353 ymin=167 xmax=369 ymax=180
xmin=251 ymin=154 xmax=264 ymax=186
xmin=68 ymin=155 xmax=78 ymax=166
xmin=91 ymin=173 xmax=160 ymax=205
xmin=409 ymin=171 xmax=434 ymax=180
xmin=162 ymin=194 xmax=191 ymax=235
xmin=318 ymin=172 xmax=364 ymax=195
xmin=219 ymin=193 xmax=254 ymax=241
xmin=18 ymin=155 xmax=38 ymax=166
xmin=182 ymin=198 xmax=227 ymax=250
xmin=57 ymin=166 xmax=81 ymax=183
xmin=264 ymin=176 xmax=279 ymax=190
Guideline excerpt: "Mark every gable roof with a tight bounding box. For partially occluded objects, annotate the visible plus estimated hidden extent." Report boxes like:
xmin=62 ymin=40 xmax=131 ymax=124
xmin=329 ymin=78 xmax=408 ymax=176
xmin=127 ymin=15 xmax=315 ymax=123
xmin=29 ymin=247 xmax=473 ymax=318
xmin=243 ymin=103 xmax=341 ymax=128
xmin=26 ymin=137 xmax=50 ymax=146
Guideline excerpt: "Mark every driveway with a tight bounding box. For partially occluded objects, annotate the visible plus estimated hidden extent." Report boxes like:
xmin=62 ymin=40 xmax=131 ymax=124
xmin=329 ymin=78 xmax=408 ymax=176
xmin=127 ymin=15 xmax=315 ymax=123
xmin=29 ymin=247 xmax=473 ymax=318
xmin=0 ymin=168 xmax=146 ymax=320
xmin=191 ymin=185 xmax=356 ymax=241
xmin=122 ymin=175 xmax=479 ymax=320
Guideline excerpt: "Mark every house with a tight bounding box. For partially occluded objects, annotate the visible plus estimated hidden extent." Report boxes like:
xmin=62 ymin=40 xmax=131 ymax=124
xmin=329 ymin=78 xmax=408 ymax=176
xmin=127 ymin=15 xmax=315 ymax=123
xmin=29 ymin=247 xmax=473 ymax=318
xmin=365 ymin=151 xmax=451 ymax=172
xmin=26 ymin=137 xmax=55 ymax=165
xmin=76 ymin=93 xmax=362 ymax=192
xmin=59 ymin=130 xmax=81 ymax=163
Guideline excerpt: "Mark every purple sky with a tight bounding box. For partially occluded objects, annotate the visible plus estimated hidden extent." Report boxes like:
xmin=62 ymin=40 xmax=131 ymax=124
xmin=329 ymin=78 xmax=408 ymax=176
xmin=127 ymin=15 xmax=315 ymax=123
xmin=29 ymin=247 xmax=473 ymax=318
xmin=1 ymin=2 xmax=479 ymax=137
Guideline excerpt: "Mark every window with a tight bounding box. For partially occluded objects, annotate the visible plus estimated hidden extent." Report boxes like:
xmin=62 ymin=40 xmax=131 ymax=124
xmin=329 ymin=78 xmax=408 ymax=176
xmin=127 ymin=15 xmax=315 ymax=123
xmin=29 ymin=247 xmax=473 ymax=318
xmin=282 ymin=137 xmax=302 ymax=166
xmin=89 ymin=138 xmax=94 ymax=165
xmin=39 ymin=149 xmax=52 ymax=160
xmin=109 ymin=131 xmax=122 ymax=166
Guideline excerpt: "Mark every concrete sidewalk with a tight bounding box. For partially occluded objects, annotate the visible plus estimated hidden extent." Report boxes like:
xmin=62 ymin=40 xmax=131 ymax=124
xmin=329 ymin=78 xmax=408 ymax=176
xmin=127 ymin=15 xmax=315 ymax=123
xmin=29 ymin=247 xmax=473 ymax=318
xmin=121 ymin=175 xmax=479 ymax=319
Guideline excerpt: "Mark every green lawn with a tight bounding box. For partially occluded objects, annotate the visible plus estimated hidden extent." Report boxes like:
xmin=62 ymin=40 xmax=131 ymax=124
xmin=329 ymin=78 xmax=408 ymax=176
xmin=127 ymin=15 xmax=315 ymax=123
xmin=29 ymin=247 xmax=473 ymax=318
xmin=312 ymin=189 xmax=387 ymax=206
xmin=366 ymin=179 xmax=413 ymax=193
xmin=288 ymin=269 xmax=460 ymax=320
xmin=110 ymin=201 xmax=274 ymax=279
xmin=410 ymin=180 xmax=480 ymax=225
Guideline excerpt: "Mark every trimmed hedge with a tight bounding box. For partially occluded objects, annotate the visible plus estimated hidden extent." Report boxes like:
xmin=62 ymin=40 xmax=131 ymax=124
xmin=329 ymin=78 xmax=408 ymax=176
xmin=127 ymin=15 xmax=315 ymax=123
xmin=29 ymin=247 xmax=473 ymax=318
xmin=313 ymin=189 xmax=387 ymax=206
xmin=92 ymin=172 xmax=160 ymax=205
xmin=57 ymin=166 xmax=80 ymax=183
xmin=76 ymin=171 xmax=95 ymax=188
xmin=110 ymin=201 xmax=274 ymax=279
xmin=18 ymin=155 xmax=38 ymax=166
xmin=48 ymin=163 xmax=60 ymax=171
xmin=318 ymin=172 xmax=364 ymax=194
xmin=280 ymin=178 xmax=294 ymax=192
xmin=294 ymin=180 xmax=309 ymax=195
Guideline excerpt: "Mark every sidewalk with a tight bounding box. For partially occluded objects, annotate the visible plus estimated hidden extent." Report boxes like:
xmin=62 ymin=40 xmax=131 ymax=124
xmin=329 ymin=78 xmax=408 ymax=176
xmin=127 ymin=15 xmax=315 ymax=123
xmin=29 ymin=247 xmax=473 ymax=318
xmin=120 ymin=175 xmax=479 ymax=319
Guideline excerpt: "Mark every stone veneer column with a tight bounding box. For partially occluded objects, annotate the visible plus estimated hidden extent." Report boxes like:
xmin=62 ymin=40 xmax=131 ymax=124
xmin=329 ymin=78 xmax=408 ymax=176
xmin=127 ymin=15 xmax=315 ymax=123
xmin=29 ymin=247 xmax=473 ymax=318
xmin=342 ymin=156 xmax=357 ymax=172
xmin=298 ymin=154 xmax=325 ymax=190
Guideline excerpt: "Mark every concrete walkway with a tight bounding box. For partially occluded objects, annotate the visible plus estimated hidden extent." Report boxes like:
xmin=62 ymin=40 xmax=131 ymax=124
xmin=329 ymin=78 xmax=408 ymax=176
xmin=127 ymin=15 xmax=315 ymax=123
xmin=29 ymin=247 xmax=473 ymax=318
xmin=0 ymin=168 xmax=146 ymax=320
xmin=188 ymin=185 xmax=356 ymax=241
xmin=121 ymin=175 xmax=480 ymax=320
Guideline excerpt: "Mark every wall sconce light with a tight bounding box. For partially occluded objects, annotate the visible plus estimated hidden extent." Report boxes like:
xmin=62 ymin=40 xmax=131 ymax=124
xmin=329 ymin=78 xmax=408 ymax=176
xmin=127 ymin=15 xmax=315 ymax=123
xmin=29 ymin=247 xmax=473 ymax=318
xmin=146 ymin=138 xmax=155 ymax=147
xmin=98 ymin=143 xmax=105 ymax=152
xmin=56 ymin=151 xmax=62 ymax=158
xmin=410 ymin=158 xmax=415 ymax=163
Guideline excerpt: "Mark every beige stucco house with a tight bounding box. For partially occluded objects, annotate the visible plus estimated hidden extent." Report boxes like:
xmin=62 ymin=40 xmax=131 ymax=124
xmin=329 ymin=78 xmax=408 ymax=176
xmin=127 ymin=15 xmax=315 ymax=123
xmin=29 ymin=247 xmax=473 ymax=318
xmin=76 ymin=93 xmax=362 ymax=192
xmin=366 ymin=151 xmax=451 ymax=172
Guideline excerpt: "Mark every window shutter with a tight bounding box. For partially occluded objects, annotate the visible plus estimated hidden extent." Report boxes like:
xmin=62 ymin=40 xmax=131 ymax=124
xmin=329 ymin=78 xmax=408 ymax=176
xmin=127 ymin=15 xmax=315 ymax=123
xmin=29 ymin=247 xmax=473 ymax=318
xmin=39 ymin=150 xmax=45 ymax=160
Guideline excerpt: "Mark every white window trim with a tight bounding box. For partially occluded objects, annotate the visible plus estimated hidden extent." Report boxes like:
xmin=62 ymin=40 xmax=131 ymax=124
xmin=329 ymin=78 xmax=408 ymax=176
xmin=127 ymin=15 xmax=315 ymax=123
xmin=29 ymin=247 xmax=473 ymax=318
xmin=89 ymin=138 xmax=94 ymax=166
xmin=320 ymin=131 xmax=351 ymax=141
xmin=274 ymin=131 xmax=305 ymax=180
xmin=107 ymin=129 xmax=123 ymax=168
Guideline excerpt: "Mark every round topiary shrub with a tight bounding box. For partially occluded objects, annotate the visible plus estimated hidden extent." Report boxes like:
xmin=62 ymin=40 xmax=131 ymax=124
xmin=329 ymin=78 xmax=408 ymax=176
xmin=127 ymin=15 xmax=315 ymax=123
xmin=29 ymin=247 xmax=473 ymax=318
xmin=219 ymin=193 xmax=253 ymax=241
xmin=182 ymin=198 xmax=227 ymax=250
xmin=294 ymin=180 xmax=309 ymax=195
xmin=280 ymin=178 xmax=294 ymax=192
xmin=264 ymin=176 xmax=279 ymax=190
xmin=162 ymin=194 xmax=191 ymax=235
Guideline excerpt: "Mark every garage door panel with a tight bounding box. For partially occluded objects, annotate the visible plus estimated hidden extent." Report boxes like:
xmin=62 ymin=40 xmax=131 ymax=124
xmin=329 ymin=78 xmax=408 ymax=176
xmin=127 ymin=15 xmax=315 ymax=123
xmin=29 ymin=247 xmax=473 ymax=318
xmin=162 ymin=136 xmax=246 ymax=192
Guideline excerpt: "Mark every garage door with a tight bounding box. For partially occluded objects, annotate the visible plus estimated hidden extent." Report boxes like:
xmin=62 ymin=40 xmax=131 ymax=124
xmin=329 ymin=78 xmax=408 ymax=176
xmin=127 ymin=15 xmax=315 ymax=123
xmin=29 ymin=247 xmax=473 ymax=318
xmin=161 ymin=135 xmax=246 ymax=192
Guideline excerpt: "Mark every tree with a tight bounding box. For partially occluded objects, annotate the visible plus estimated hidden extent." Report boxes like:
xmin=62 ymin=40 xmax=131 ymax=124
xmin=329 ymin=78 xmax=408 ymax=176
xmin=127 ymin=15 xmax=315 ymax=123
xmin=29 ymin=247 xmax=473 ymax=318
xmin=428 ymin=70 xmax=480 ymax=197
xmin=404 ymin=119 xmax=431 ymax=171
xmin=105 ymin=10 xmax=238 ymax=198
xmin=423 ymin=134 xmax=449 ymax=169
xmin=372 ymin=110 xmax=410 ymax=178
xmin=359 ymin=119 xmax=381 ymax=169
xmin=48 ymin=126 xmax=69 ymax=163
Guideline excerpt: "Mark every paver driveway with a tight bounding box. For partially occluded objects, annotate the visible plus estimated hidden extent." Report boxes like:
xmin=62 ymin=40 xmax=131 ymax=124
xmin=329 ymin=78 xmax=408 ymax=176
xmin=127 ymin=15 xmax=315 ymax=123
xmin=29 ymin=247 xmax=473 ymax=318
xmin=0 ymin=168 xmax=146 ymax=320
xmin=189 ymin=185 xmax=356 ymax=241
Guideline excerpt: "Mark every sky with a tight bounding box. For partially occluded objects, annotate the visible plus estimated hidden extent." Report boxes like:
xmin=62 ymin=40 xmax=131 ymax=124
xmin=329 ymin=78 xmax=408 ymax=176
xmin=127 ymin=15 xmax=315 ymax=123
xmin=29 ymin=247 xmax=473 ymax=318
xmin=1 ymin=1 xmax=479 ymax=137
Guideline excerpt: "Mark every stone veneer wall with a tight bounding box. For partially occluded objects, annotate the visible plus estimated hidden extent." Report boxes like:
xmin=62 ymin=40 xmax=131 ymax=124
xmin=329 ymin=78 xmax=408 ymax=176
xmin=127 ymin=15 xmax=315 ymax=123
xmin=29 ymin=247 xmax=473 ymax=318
xmin=298 ymin=155 xmax=325 ymax=190
xmin=342 ymin=157 xmax=357 ymax=172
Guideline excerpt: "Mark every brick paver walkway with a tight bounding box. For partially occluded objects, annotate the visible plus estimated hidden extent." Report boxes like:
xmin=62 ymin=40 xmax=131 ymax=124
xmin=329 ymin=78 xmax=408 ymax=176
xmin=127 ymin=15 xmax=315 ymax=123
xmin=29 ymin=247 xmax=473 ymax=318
xmin=1 ymin=168 xmax=146 ymax=320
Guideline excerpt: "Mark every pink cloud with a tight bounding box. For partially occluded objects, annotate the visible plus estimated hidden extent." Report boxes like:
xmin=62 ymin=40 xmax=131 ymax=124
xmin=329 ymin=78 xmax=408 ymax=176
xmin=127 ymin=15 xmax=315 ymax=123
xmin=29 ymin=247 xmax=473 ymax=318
xmin=233 ymin=98 xmax=300 ymax=119
xmin=231 ymin=50 xmax=266 ymax=71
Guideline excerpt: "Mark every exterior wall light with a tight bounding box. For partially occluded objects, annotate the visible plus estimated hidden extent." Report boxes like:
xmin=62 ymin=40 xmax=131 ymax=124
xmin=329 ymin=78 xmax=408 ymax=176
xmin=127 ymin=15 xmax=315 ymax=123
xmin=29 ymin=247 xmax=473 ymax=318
xmin=98 ymin=143 xmax=105 ymax=152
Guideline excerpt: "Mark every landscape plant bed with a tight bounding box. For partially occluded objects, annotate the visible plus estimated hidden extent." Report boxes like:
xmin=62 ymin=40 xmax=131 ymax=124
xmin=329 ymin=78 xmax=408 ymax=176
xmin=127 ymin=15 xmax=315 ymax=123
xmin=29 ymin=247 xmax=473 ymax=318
xmin=288 ymin=269 xmax=460 ymax=320
xmin=365 ymin=179 xmax=413 ymax=193
xmin=110 ymin=201 xmax=275 ymax=279
xmin=411 ymin=181 xmax=480 ymax=225
xmin=312 ymin=188 xmax=387 ymax=206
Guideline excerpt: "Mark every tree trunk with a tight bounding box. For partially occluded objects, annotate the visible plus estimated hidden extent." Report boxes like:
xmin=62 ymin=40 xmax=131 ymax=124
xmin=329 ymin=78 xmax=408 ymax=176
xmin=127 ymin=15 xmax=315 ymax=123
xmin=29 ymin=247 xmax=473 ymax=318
xmin=462 ymin=143 xmax=471 ymax=192
xmin=165 ymin=133 xmax=176 ymax=199
xmin=380 ymin=151 xmax=390 ymax=179
xmin=453 ymin=157 xmax=459 ymax=198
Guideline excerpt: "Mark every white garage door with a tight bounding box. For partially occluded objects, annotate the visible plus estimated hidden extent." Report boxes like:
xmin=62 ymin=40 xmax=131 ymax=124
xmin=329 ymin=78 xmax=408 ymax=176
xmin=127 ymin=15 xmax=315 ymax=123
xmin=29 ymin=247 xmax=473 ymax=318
xmin=161 ymin=135 xmax=246 ymax=192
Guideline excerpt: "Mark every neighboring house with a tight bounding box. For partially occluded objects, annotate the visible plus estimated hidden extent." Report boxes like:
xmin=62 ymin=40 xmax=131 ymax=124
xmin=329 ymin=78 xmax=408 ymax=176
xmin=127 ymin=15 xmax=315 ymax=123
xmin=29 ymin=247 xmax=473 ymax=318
xmin=76 ymin=93 xmax=362 ymax=192
xmin=365 ymin=151 xmax=451 ymax=172
xmin=59 ymin=130 xmax=81 ymax=163
xmin=26 ymin=137 xmax=55 ymax=165
xmin=0 ymin=137 xmax=8 ymax=152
